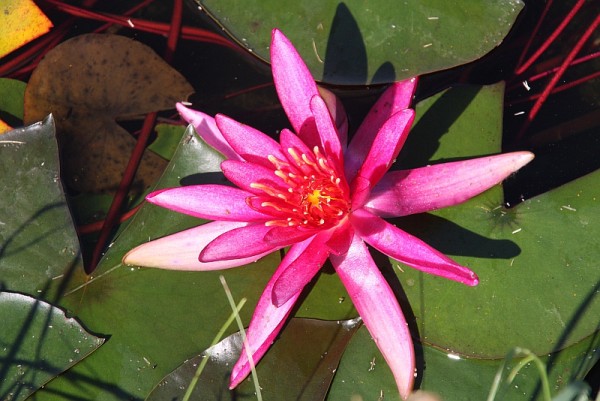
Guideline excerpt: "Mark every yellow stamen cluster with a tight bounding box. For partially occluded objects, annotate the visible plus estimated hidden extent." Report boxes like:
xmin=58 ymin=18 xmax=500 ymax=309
xmin=249 ymin=145 xmax=349 ymax=229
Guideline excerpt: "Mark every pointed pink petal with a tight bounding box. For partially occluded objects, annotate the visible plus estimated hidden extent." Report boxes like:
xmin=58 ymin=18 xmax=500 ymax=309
xmin=279 ymin=128 xmax=313 ymax=163
xmin=199 ymin=223 xmax=280 ymax=262
xmin=264 ymin=226 xmax=318 ymax=246
xmin=221 ymin=160 xmax=286 ymax=194
xmin=270 ymin=29 xmax=320 ymax=147
xmin=176 ymin=103 xmax=242 ymax=161
xmin=345 ymin=78 xmax=418 ymax=181
xmin=325 ymin=220 xmax=354 ymax=256
xmin=215 ymin=114 xmax=285 ymax=167
xmin=330 ymin=235 xmax=415 ymax=399
xmin=272 ymin=231 xmax=331 ymax=306
xmin=310 ymin=95 xmax=343 ymax=167
xmin=352 ymin=209 xmax=478 ymax=286
xmin=122 ymin=221 xmax=270 ymax=270
xmin=230 ymin=239 xmax=312 ymax=388
xmin=350 ymin=176 xmax=372 ymax=211
xmin=146 ymin=185 xmax=269 ymax=222
xmin=318 ymin=87 xmax=348 ymax=149
xmin=365 ymin=151 xmax=535 ymax=217
xmin=352 ymin=109 xmax=415 ymax=187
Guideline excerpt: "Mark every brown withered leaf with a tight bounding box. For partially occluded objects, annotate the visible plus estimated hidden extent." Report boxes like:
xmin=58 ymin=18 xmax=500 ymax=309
xmin=24 ymin=33 xmax=193 ymax=193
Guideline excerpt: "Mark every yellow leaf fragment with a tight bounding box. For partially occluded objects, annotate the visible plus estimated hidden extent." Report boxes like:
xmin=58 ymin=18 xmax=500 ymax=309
xmin=0 ymin=119 xmax=12 ymax=134
xmin=0 ymin=0 xmax=53 ymax=58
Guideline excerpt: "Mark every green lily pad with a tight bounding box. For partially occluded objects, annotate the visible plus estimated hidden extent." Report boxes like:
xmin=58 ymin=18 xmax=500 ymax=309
xmin=393 ymin=84 xmax=600 ymax=358
xmin=329 ymin=326 xmax=600 ymax=401
xmin=146 ymin=317 xmax=361 ymax=401
xmin=0 ymin=78 xmax=26 ymax=122
xmin=195 ymin=0 xmax=523 ymax=84
xmin=147 ymin=123 xmax=187 ymax=161
xmin=0 ymin=117 xmax=103 ymax=400
xmin=0 ymin=115 xmax=81 ymax=297
xmin=0 ymin=292 xmax=104 ymax=401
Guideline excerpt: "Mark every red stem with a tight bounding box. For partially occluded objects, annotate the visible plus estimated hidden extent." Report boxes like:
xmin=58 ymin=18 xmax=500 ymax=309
xmin=508 ymin=50 xmax=600 ymax=92
xmin=164 ymin=0 xmax=183 ymax=63
xmin=88 ymin=112 xmax=158 ymax=272
xmin=223 ymin=82 xmax=274 ymax=99
xmin=42 ymin=0 xmax=241 ymax=51
xmin=78 ymin=204 xmax=143 ymax=235
xmin=515 ymin=0 xmax=553 ymax=71
xmin=515 ymin=13 xmax=600 ymax=141
xmin=515 ymin=0 xmax=586 ymax=75
xmin=93 ymin=0 xmax=156 ymax=33
xmin=510 ymin=70 xmax=600 ymax=105
xmin=88 ymin=0 xmax=186 ymax=273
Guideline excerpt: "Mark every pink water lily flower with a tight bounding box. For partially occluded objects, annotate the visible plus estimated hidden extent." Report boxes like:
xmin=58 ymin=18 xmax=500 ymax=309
xmin=124 ymin=29 xmax=534 ymax=399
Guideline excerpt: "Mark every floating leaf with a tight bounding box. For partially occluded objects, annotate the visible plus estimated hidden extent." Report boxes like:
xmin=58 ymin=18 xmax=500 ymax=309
xmin=0 ymin=115 xmax=81 ymax=296
xmin=0 ymin=78 xmax=26 ymax=133
xmin=393 ymin=84 xmax=600 ymax=358
xmin=24 ymin=34 xmax=193 ymax=193
xmin=329 ymin=326 xmax=600 ymax=401
xmin=147 ymin=318 xmax=361 ymax=401
xmin=148 ymin=123 xmax=187 ymax=160
xmin=195 ymin=0 xmax=523 ymax=84
xmin=0 ymin=292 xmax=104 ymax=401
xmin=0 ymin=0 xmax=53 ymax=59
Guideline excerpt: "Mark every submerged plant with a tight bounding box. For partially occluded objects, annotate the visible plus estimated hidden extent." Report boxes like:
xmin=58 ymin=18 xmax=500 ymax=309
xmin=124 ymin=29 xmax=533 ymax=399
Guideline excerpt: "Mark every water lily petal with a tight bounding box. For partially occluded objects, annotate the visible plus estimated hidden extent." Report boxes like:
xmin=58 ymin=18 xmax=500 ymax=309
xmin=345 ymin=78 xmax=418 ymax=181
xmin=318 ymin=86 xmax=348 ymax=149
xmin=330 ymin=235 xmax=415 ymax=400
xmin=215 ymin=114 xmax=286 ymax=167
xmin=123 ymin=221 xmax=270 ymax=270
xmin=310 ymin=95 xmax=343 ymax=166
xmin=279 ymin=128 xmax=314 ymax=164
xmin=352 ymin=109 xmax=415 ymax=187
xmin=230 ymin=238 xmax=311 ymax=388
xmin=270 ymin=29 xmax=320 ymax=147
xmin=199 ymin=223 xmax=280 ymax=262
xmin=176 ymin=103 xmax=241 ymax=161
xmin=352 ymin=209 xmax=478 ymax=286
xmin=325 ymin=219 xmax=354 ymax=256
xmin=272 ymin=231 xmax=331 ymax=306
xmin=350 ymin=175 xmax=372 ymax=210
xmin=365 ymin=152 xmax=535 ymax=217
xmin=146 ymin=185 xmax=270 ymax=222
xmin=264 ymin=226 xmax=318 ymax=246
xmin=221 ymin=160 xmax=287 ymax=194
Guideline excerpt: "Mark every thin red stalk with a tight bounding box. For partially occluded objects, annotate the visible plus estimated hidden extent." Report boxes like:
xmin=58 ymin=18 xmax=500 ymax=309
xmin=510 ymin=70 xmax=600 ymax=105
xmin=508 ymin=50 xmax=600 ymax=92
xmin=43 ymin=0 xmax=241 ymax=51
xmin=164 ymin=0 xmax=183 ymax=63
xmin=88 ymin=112 xmax=158 ymax=272
xmin=527 ymin=50 xmax=600 ymax=83
xmin=78 ymin=203 xmax=143 ymax=235
xmin=515 ymin=13 xmax=600 ymax=141
xmin=93 ymin=0 xmax=156 ymax=33
xmin=515 ymin=0 xmax=553 ymax=70
xmin=88 ymin=0 xmax=185 ymax=273
xmin=515 ymin=0 xmax=586 ymax=75
xmin=223 ymin=82 xmax=274 ymax=99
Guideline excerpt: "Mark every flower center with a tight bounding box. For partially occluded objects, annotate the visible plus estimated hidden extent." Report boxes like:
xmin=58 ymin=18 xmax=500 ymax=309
xmin=249 ymin=145 xmax=350 ymax=229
